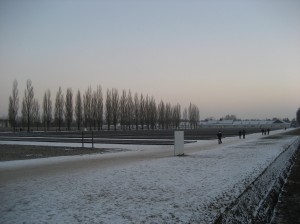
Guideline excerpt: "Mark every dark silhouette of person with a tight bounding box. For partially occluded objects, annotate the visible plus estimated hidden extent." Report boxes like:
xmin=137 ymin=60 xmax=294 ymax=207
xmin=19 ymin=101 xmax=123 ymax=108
xmin=242 ymin=129 xmax=246 ymax=139
xmin=217 ymin=131 xmax=222 ymax=144
xmin=238 ymin=130 xmax=242 ymax=139
xmin=261 ymin=128 xmax=264 ymax=135
xmin=267 ymin=128 xmax=270 ymax=135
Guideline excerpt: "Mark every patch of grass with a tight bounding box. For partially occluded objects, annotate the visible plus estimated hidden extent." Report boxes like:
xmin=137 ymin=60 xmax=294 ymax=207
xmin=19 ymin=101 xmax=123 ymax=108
xmin=0 ymin=145 xmax=121 ymax=161
xmin=262 ymin=135 xmax=284 ymax=140
xmin=281 ymin=128 xmax=300 ymax=136
xmin=262 ymin=128 xmax=300 ymax=140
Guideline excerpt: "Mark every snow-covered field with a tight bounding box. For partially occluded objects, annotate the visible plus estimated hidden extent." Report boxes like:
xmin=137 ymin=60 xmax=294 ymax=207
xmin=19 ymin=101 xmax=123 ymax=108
xmin=0 ymin=130 xmax=299 ymax=223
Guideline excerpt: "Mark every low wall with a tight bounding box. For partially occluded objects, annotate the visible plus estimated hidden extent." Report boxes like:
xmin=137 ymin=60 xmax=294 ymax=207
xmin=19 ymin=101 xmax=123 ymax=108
xmin=214 ymin=137 xmax=300 ymax=224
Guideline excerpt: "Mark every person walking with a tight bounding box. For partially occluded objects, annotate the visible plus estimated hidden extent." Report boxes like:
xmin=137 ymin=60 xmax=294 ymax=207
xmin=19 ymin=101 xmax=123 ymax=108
xmin=261 ymin=128 xmax=264 ymax=135
xmin=267 ymin=128 xmax=270 ymax=135
xmin=238 ymin=130 xmax=242 ymax=139
xmin=242 ymin=129 xmax=246 ymax=139
xmin=217 ymin=131 xmax=222 ymax=144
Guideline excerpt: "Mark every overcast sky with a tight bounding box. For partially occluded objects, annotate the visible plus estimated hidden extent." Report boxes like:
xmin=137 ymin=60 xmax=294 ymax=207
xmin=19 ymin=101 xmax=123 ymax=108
xmin=0 ymin=0 xmax=299 ymax=120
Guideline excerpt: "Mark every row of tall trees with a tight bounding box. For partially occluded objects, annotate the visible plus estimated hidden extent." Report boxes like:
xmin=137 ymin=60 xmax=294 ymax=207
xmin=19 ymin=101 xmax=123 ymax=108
xmin=297 ymin=108 xmax=300 ymax=126
xmin=8 ymin=79 xmax=200 ymax=131
xmin=104 ymin=89 xmax=182 ymax=130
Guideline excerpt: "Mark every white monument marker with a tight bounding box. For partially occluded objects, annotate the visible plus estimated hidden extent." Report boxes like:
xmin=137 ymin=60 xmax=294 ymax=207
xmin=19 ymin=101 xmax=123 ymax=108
xmin=174 ymin=131 xmax=184 ymax=156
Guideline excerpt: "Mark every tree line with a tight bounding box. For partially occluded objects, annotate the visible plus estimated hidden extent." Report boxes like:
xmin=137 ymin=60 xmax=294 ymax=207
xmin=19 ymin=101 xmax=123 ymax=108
xmin=8 ymin=79 xmax=200 ymax=132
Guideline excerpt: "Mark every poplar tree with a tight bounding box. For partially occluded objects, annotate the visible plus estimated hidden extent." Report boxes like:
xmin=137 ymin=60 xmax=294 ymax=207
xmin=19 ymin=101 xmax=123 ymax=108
xmin=182 ymin=107 xmax=188 ymax=129
xmin=8 ymin=79 xmax=19 ymax=131
xmin=111 ymin=88 xmax=119 ymax=130
xmin=83 ymin=86 xmax=92 ymax=130
xmin=172 ymin=103 xmax=181 ymax=128
xmin=75 ymin=90 xmax=83 ymax=130
xmin=43 ymin=89 xmax=52 ymax=131
xmin=95 ymin=85 xmax=103 ymax=130
xmin=165 ymin=103 xmax=172 ymax=129
xmin=158 ymin=100 xmax=165 ymax=129
xmin=21 ymin=79 xmax=34 ymax=132
xmin=296 ymin=108 xmax=300 ymax=126
xmin=120 ymin=90 xmax=127 ymax=130
xmin=145 ymin=95 xmax=150 ymax=130
xmin=105 ymin=89 xmax=112 ymax=130
xmin=65 ymin=88 xmax=73 ymax=131
xmin=55 ymin=87 xmax=64 ymax=131
xmin=149 ymin=96 xmax=157 ymax=130
xmin=140 ymin=94 xmax=145 ymax=129
xmin=188 ymin=103 xmax=200 ymax=129
xmin=127 ymin=90 xmax=134 ymax=130
xmin=32 ymin=99 xmax=40 ymax=130
xmin=133 ymin=92 xmax=139 ymax=130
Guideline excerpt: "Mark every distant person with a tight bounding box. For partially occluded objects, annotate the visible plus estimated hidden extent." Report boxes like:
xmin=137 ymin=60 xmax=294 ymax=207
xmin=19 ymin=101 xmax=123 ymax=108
xmin=217 ymin=131 xmax=222 ymax=144
xmin=261 ymin=128 xmax=264 ymax=135
xmin=242 ymin=129 xmax=246 ymax=139
xmin=264 ymin=129 xmax=267 ymax=135
xmin=267 ymin=128 xmax=270 ymax=135
xmin=238 ymin=130 xmax=242 ymax=139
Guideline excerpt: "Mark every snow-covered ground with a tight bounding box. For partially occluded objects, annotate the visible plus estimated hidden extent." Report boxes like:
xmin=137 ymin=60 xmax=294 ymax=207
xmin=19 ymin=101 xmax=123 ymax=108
xmin=0 ymin=130 xmax=299 ymax=223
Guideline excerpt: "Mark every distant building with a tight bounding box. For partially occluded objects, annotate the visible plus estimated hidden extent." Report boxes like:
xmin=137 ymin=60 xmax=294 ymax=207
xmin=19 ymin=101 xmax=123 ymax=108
xmin=198 ymin=119 xmax=290 ymax=129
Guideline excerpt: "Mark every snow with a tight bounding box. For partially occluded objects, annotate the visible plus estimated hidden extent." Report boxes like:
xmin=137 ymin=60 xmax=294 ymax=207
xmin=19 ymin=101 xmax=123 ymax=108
xmin=0 ymin=139 xmax=170 ymax=151
xmin=0 ymin=130 xmax=299 ymax=223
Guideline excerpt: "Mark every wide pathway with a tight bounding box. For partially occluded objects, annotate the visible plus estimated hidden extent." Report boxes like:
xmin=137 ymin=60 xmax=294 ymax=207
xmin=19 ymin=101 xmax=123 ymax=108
xmin=0 ymin=132 xmax=260 ymax=184
xmin=0 ymin=129 xmax=296 ymax=224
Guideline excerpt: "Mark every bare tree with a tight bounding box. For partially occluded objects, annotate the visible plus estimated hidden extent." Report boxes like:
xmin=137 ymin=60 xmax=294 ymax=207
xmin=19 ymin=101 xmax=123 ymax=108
xmin=75 ymin=90 xmax=83 ymax=130
xmin=32 ymin=99 xmax=40 ymax=131
xmin=95 ymin=85 xmax=103 ymax=130
xmin=111 ymin=88 xmax=119 ymax=130
xmin=133 ymin=92 xmax=139 ymax=130
xmin=65 ymin=88 xmax=73 ymax=131
xmin=21 ymin=79 xmax=34 ymax=132
xmin=120 ymin=90 xmax=127 ymax=130
xmin=8 ymin=79 xmax=19 ymax=131
xmin=196 ymin=107 xmax=200 ymax=127
xmin=55 ymin=87 xmax=64 ymax=131
xmin=83 ymin=86 xmax=92 ymax=130
xmin=43 ymin=89 xmax=52 ymax=131
xmin=149 ymin=96 xmax=157 ymax=130
xmin=105 ymin=89 xmax=112 ymax=130
xmin=157 ymin=100 xmax=165 ymax=129
xmin=140 ymin=94 xmax=145 ymax=129
xmin=188 ymin=103 xmax=200 ymax=129
xmin=165 ymin=103 xmax=172 ymax=129
xmin=127 ymin=90 xmax=134 ymax=130
xmin=145 ymin=95 xmax=150 ymax=130
xmin=91 ymin=92 xmax=97 ymax=130
xmin=172 ymin=103 xmax=181 ymax=129
xmin=297 ymin=108 xmax=300 ymax=126
xmin=182 ymin=107 xmax=188 ymax=129
xmin=188 ymin=103 xmax=193 ymax=128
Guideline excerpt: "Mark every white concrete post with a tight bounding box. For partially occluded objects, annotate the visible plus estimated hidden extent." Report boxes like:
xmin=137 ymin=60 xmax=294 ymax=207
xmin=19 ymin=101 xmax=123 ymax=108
xmin=174 ymin=131 xmax=184 ymax=156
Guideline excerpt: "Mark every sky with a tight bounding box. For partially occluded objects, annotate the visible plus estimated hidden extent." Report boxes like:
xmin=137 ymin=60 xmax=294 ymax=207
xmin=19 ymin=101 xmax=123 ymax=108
xmin=0 ymin=0 xmax=299 ymax=120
